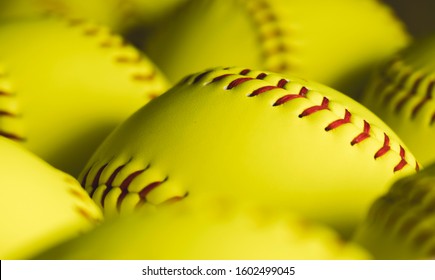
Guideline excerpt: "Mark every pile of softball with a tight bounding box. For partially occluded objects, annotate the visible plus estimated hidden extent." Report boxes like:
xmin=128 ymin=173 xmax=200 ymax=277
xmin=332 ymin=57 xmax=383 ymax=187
xmin=0 ymin=0 xmax=434 ymax=260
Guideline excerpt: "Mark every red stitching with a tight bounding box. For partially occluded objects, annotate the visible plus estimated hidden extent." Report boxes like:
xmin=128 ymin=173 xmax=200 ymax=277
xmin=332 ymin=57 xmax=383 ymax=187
xmin=351 ymin=121 xmax=370 ymax=145
xmin=273 ymin=86 xmax=307 ymax=106
xmin=374 ymin=134 xmax=391 ymax=159
xmin=272 ymin=94 xmax=301 ymax=106
xmin=101 ymin=168 xmax=144 ymax=208
xmin=325 ymin=110 xmax=351 ymax=131
xmin=412 ymin=80 xmax=434 ymax=118
xmin=380 ymin=61 xmax=435 ymax=124
xmin=81 ymin=167 xmax=91 ymax=187
xmin=277 ymin=79 xmax=289 ymax=88
xmin=249 ymin=86 xmax=278 ymax=97
xmin=106 ymin=164 xmax=127 ymax=187
xmin=382 ymin=72 xmax=410 ymax=106
xmin=91 ymin=163 xmax=108 ymax=191
xmin=395 ymin=76 xmax=423 ymax=113
xmin=226 ymin=77 xmax=254 ymax=89
xmin=191 ymin=68 xmax=418 ymax=173
xmin=159 ymin=193 xmax=189 ymax=206
xmin=193 ymin=70 xmax=213 ymax=84
xmin=239 ymin=69 xmax=251 ymax=75
xmin=138 ymin=180 xmax=165 ymax=199
xmin=115 ymin=169 xmax=146 ymax=210
xmin=243 ymin=0 xmax=292 ymax=72
xmin=393 ymin=146 xmax=408 ymax=172
xmin=83 ymin=161 xmax=188 ymax=212
xmin=299 ymin=97 xmax=329 ymax=118
xmin=211 ymin=74 xmax=233 ymax=83
xmin=256 ymin=73 xmax=268 ymax=80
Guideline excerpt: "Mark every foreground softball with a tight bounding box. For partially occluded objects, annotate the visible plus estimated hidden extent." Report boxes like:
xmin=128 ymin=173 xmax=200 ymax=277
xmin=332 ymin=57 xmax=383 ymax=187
xmin=35 ymin=195 xmax=371 ymax=259
xmin=353 ymin=161 xmax=435 ymax=259
xmin=361 ymin=34 xmax=435 ymax=166
xmin=0 ymin=16 xmax=168 ymax=176
xmin=142 ymin=0 xmax=410 ymax=98
xmin=0 ymin=136 xmax=103 ymax=260
xmin=80 ymin=67 xmax=418 ymax=236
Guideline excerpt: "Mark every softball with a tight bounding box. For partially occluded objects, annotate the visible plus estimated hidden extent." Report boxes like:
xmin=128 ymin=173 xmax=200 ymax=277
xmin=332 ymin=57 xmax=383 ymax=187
xmin=142 ymin=0 xmax=410 ymax=98
xmin=353 ymin=161 xmax=435 ymax=259
xmin=34 ymin=194 xmax=371 ymax=259
xmin=80 ymin=67 xmax=418 ymax=236
xmin=0 ymin=15 xmax=168 ymax=176
xmin=361 ymin=34 xmax=435 ymax=166
xmin=0 ymin=136 xmax=103 ymax=260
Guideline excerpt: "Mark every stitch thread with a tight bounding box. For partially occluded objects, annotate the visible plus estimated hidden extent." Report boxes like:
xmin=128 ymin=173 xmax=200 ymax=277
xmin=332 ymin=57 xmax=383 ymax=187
xmin=74 ymin=205 xmax=100 ymax=224
xmin=82 ymin=161 xmax=187 ymax=212
xmin=62 ymin=16 xmax=162 ymax=95
xmin=191 ymin=67 xmax=418 ymax=173
xmin=114 ymin=169 xmax=147 ymax=210
xmin=351 ymin=121 xmax=371 ymax=146
xmin=298 ymin=97 xmax=329 ymax=118
xmin=227 ymin=77 xmax=254 ymax=89
xmin=374 ymin=134 xmax=391 ymax=159
xmin=325 ymin=110 xmax=351 ymax=131
xmin=377 ymin=58 xmax=435 ymax=124
xmin=273 ymin=86 xmax=307 ymax=106
xmin=242 ymin=0 xmax=293 ymax=72
xmin=67 ymin=185 xmax=101 ymax=224
xmin=365 ymin=178 xmax=435 ymax=258
xmin=394 ymin=76 xmax=423 ymax=113
xmin=394 ymin=146 xmax=409 ymax=172
xmin=0 ymin=70 xmax=24 ymax=142
xmin=90 ymin=163 xmax=108 ymax=197
xmin=412 ymin=80 xmax=434 ymax=119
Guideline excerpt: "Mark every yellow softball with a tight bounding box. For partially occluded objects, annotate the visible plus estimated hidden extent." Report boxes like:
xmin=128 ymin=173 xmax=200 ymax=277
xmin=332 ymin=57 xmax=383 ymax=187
xmin=142 ymin=0 xmax=410 ymax=98
xmin=361 ymin=34 xmax=435 ymax=166
xmin=34 ymin=194 xmax=371 ymax=259
xmin=0 ymin=136 xmax=103 ymax=260
xmin=0 ymin=16 xmax=168 ymax=176
xmin=80 ymin=67 xmax=418 ymax=236
xmin=353 ymin=161 xmax=435 ymax=259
